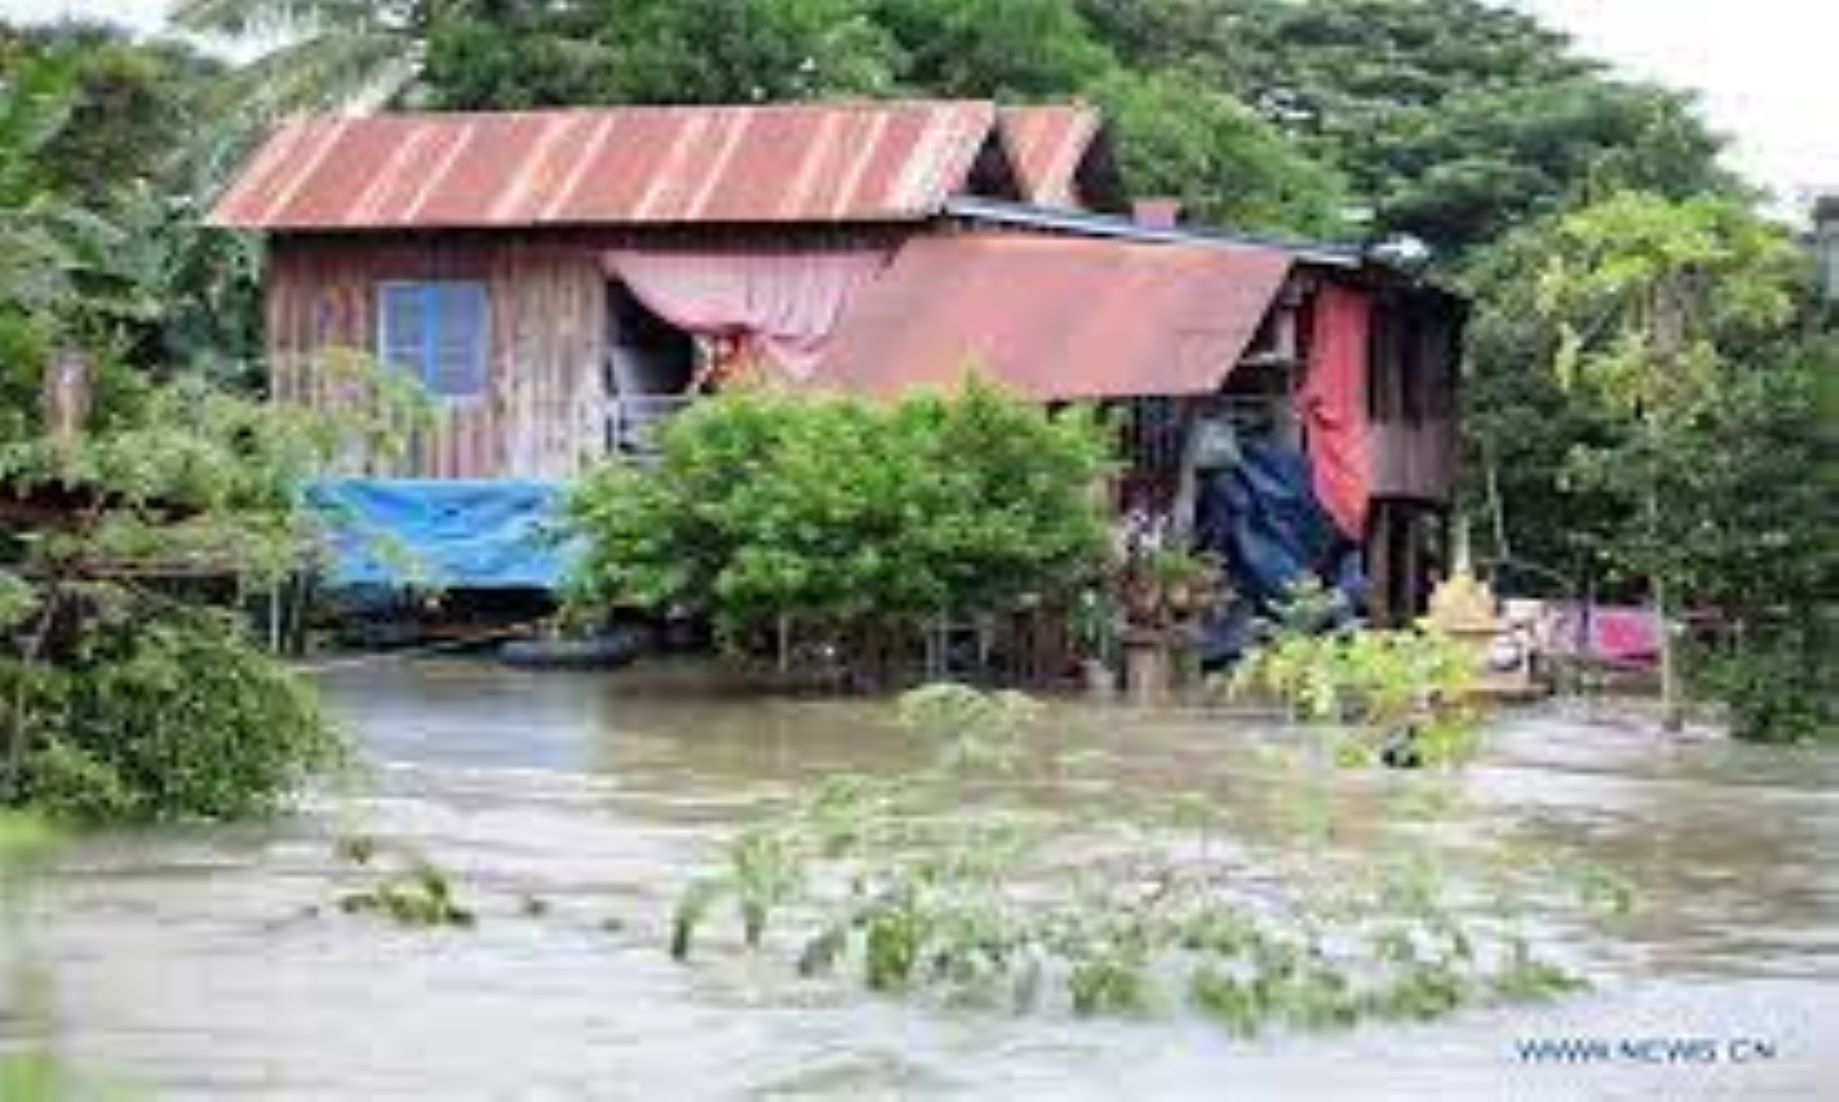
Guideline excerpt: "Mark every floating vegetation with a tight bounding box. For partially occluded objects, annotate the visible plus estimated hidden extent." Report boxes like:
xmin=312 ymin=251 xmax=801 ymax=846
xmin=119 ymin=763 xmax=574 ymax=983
xmin=337 ymin=861 xmax=476 ymax=929
xmin=332 ymin=839 xmax=475 ymax=929
xmin=668 ymin=683 xmax=1602 ymax=1036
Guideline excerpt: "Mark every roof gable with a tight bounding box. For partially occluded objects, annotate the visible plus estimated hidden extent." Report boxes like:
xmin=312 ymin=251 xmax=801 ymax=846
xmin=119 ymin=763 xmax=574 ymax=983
xmin=210 ymin=101 xmax=1017 ymax=231
xmin=999 ymin=104 xmax=1126 ymax=213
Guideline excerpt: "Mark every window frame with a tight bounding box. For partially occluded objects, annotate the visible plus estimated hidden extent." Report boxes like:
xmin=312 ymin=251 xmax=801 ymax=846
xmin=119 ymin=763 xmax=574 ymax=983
xmin=376 ymin=279 xmax=491 ymax=401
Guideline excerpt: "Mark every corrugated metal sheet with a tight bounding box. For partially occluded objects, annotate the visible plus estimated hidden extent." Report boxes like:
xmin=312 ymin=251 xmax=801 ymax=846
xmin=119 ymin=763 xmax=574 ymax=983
xmin=817 ymin=235 xmax=1294 ymax=400
xmin=999 ymin=105 xmax=1101 ymax=208
xmin=211 ymin=102 xmax=1003 ymax=230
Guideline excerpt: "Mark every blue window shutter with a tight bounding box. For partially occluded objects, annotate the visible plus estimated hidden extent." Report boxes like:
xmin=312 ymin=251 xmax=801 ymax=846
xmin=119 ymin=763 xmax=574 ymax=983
xmin=379 ymin=284 xmax=430 ymax=378
xmin=432 ymin=283 xmax=487 ymax=397
xmin=376 ymin=282 xmax=488 ymax=398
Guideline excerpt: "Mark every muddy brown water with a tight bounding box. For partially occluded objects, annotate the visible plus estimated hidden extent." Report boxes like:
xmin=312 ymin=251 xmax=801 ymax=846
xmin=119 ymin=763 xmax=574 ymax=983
xmin=14 ymin=660 xmax=1839 ymax=1099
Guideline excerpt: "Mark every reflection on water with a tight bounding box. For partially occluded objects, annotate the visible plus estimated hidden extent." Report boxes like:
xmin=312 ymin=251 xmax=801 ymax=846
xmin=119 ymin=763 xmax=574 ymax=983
xmin=14 ymin=660 xmax=1839 ymax=1099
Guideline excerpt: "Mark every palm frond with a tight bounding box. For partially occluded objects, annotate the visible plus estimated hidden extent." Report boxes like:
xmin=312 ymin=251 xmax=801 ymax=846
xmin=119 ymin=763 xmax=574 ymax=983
xmin=167 ymin=0 xmax=385 ymax=38
xmin=201 ymin=31 xmax=420 ymax=119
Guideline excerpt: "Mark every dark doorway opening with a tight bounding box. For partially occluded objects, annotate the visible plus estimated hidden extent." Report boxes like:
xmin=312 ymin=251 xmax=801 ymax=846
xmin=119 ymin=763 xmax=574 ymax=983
xmin=606 ymin=283 xmax=696 ymax=456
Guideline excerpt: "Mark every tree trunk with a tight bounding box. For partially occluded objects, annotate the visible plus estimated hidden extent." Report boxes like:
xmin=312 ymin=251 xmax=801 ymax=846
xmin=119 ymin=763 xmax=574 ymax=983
xmin=1653 ymin=572 xmax=1683 ymax=732
xmin=1646 ymin=285 xmax=1685 ymax=734
xmin=1646 ymin=482 xmax=1684 ymax=733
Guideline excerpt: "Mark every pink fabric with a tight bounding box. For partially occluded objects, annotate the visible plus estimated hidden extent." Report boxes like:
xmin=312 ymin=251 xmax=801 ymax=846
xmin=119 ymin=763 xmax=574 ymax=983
xmin=1299 ymin=286 xmax=1374 ymax=538
xmin=604 ymin=248 xmax=889 ymax=380
xmin=1546 ymin=605 xmax=1662 ymax=668
xmin=1591 ymin=607 xmax=1663 ymax=664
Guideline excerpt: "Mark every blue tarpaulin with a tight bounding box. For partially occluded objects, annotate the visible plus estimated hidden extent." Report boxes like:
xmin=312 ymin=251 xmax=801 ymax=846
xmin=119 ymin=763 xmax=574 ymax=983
xmin=303 ymin=479 xmax=575 ymax=591
xmin=1195 ymin=440 xmax=1346 ymax=608
xmin=1194 ymin=440 xmax=1365 ymax=664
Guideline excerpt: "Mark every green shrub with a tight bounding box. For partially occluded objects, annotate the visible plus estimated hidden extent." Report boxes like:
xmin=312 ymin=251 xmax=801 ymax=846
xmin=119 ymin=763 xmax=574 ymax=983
xmin=1700 ymin=620 xmax=1836 ymax=744
xmin=566 ymin=381 xmax=1112 ymax=648
xmin=1228 ymin=624 xmax=1484 ymax=767
xmin=3 ymin=609 xmax=343 ymax=824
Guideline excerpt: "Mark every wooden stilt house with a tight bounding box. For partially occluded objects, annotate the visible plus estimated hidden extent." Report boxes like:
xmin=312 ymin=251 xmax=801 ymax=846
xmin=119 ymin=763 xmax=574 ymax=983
xmin=210 ymin=100 xmax=1462 ymax=622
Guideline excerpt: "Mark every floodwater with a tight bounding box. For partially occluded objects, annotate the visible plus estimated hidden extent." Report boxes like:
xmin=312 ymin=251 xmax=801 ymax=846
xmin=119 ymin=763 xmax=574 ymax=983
xmin=15 ymin=660 xmax=1839 ymax=1100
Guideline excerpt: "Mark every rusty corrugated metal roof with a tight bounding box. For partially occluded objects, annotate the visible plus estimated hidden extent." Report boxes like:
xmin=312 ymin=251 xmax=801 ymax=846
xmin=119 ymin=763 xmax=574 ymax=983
xmin=999 ymin=105 xmax=1103 ymax=208
xmin=818 ymin=234 xmax=1294 ymax=400
xmin=210 ymin=101 xmax=1004 ymax=230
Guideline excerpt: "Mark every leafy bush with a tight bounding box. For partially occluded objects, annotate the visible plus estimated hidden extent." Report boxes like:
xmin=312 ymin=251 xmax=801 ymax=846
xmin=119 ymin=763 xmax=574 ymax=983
xmin=3 ymin=609 xmax=343 ymax=824
xmin=1699 ymin=621 xmax=1835 ymax=744
xmin=1229 ymin=625 xmax=1483 ymax=767
xmin=567 ymin=382 xmax=1112 ymax=649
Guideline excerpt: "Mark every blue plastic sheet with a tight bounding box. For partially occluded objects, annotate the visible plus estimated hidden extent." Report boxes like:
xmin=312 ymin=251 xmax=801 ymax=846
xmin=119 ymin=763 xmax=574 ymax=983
xmin=303 ymin=479 xmax=576 ymax=592
xmin=1194 ymin=440 xmax=1365 ymax=664
xmin=1195 ymin=440 xmax=1342 ymax=606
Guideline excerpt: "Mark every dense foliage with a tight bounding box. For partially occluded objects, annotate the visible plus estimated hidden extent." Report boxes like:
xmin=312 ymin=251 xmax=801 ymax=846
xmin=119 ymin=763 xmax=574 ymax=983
xmin=567 ymin=384 xmax=1111 ymax=657
xmin=0 ymin=349 xmax=402 ymax=821
xmin=3 ymin=610 xmax=342 ymax=823
xmin=1517 ymin=193 xmax=1832 ymax=737
xmin=0 ymin=24 xmax=261 ymax=384
xmin=179 ymin=0 xmax=1740 ymax=246
xmin=0 ymin=29 xmax=425 ymax=823
xmin=0 ymin=339 xmax=419 ymax=822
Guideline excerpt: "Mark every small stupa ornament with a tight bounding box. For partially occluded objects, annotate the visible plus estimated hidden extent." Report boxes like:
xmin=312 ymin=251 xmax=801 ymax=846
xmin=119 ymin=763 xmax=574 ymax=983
xmin=1427 ymin=520 xmax=1501 ymax=637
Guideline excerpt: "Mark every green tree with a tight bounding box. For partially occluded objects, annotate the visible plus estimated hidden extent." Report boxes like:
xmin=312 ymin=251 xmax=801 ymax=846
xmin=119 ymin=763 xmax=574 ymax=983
xmin=421 ymin=2 xmax=612 ymax=109
xmin=1533 ymin=192 xmax=1803 ymax=730
xmin=1078 ymin=0 xmax=1738 ymax=256
xmin=1 ymin=21 xmax=220 ymax=203
xmin=1681 ymin=336 xmax=1835 ymax=742
xmin=429 ymin=0 xmax=903 ymax=108
xmin=874 ymin=0 xmax=1112 ymax=98
xmin=1090 ymin=69 xmax=1349 ymax=235
xmin=1459 ymin=216 xmax=1624 ymax=585
xmin=0 ymin=33 xmax=261 ymax=385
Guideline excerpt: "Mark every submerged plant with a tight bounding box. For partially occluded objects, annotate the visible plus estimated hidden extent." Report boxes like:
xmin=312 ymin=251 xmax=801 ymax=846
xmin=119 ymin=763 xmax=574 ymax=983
xmin=1228 ymin=621 xmax=1483 ymax=768
xmin=665 ymin=682 xmax=1599 ymax=1038
xmin=333 ymin=842 xmax=475 ymax=930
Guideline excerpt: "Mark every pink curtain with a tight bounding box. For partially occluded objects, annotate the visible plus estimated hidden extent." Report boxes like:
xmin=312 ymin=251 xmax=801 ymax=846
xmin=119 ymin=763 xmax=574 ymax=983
xmin=604 ymin=248 xmax=890 ymax=381
xmin=1299 ymin=285 xmax=1373 ymax=539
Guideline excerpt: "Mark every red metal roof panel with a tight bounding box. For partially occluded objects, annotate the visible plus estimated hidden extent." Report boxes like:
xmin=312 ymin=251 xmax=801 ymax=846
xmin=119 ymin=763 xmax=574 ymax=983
xmin=210 ymin=102 xmax=1003 ymax=229
xmin=817 ymin=234 xmax=1293 ymax=400
xmin=1000 ymin=105 xmax=1102 ymax=208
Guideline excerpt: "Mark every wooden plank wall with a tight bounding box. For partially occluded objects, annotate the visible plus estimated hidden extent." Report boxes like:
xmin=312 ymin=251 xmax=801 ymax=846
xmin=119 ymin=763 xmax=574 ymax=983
xmin=267 ymin=232 xmax=606 ymax=480
xmin=1364 ymin=289 xmax=1461 ymax=503
xmin=492 ymin=242 xmax=606 ymax=478
xmin=265 ymin=225 xmax=912 ymax=480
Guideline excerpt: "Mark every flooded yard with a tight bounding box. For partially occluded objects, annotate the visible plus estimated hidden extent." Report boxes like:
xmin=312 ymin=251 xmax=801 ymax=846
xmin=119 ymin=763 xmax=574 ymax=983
xmin=20 ymin=661 xmax=1839 ymax=1099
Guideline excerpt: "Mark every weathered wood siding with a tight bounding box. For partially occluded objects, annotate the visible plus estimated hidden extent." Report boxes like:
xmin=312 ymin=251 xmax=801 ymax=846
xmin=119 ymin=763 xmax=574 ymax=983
xmin=493 ymin=243 xmax=608 ymax=478
xmin=1365 ymin=289 xmax=1462 ymax=503
xmin=268 ymin=232 xmax=606 ymax=479
xmin=265 ymin=226 xmax=911 ymax=480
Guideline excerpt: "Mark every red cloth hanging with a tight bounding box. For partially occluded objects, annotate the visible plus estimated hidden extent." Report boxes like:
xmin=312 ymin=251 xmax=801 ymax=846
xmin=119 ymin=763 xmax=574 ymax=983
xmin=1299 ymin=286 xmax=1373 ymax=539
xmin=603 ymin=247 xmax=890 ymax=381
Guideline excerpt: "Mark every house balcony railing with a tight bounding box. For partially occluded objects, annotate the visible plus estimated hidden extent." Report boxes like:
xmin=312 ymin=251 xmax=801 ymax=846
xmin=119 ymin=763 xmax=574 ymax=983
xmin=607 ymin=392 xmax=697 ymax=459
